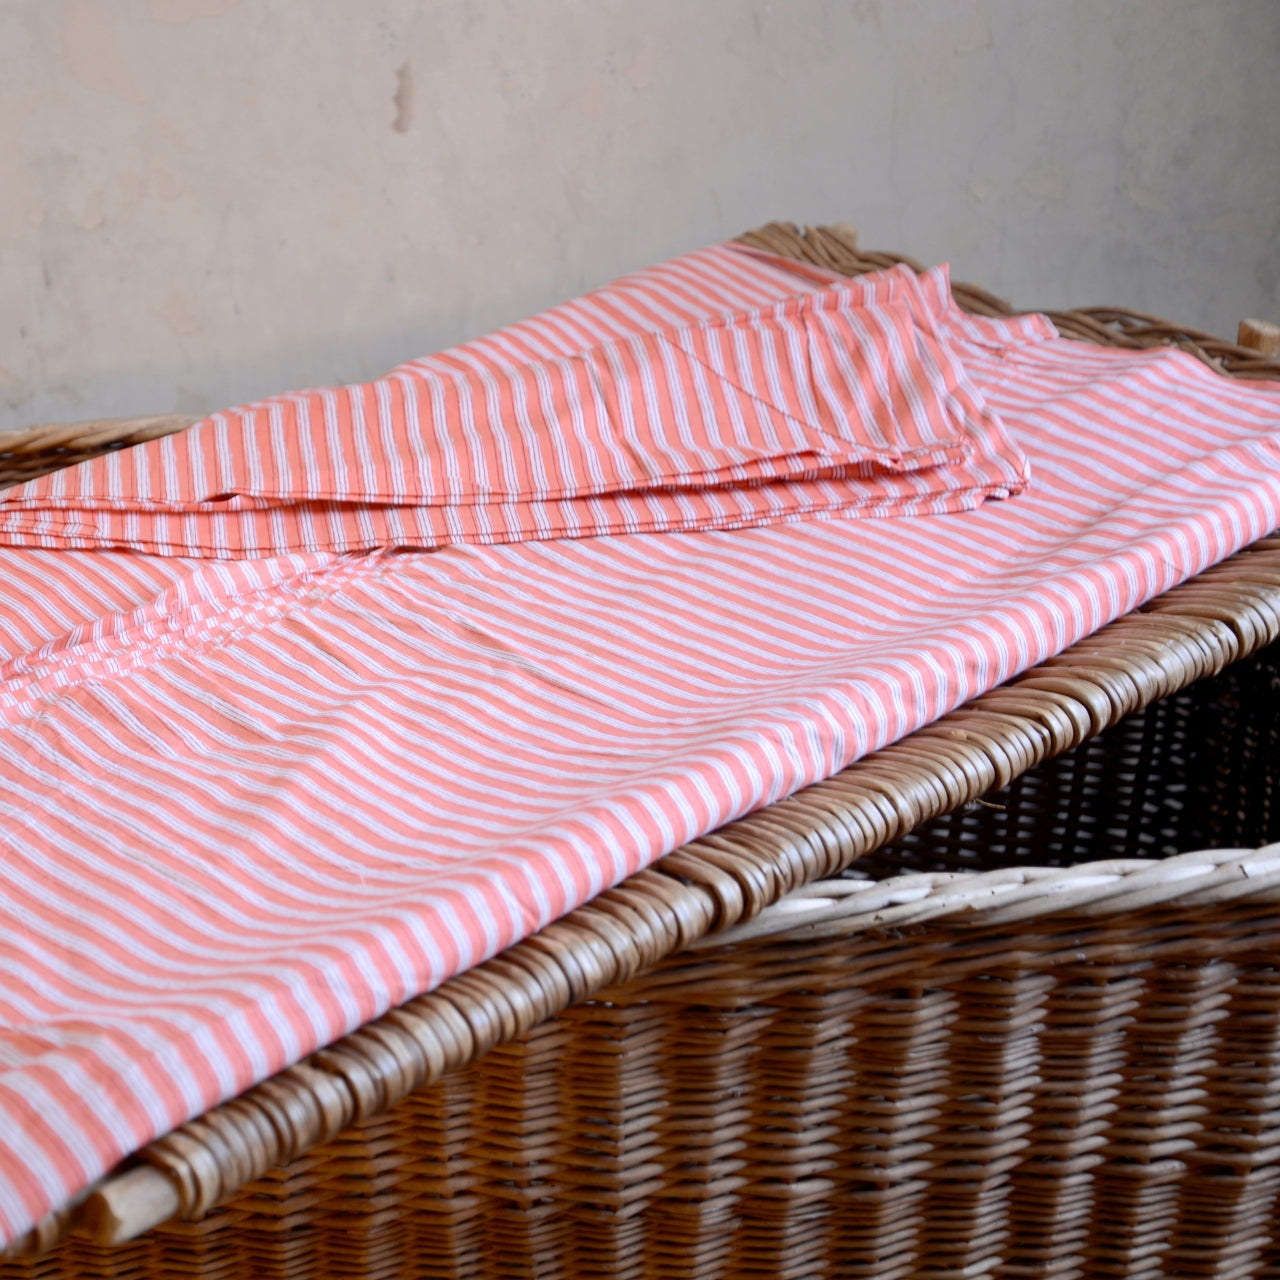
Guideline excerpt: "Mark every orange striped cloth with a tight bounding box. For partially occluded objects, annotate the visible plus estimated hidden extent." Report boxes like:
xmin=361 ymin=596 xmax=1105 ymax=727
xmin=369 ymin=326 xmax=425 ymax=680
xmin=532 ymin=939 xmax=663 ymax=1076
xmin=0 ymin=260 xmax=1028 ymax=555
xmin=1 ymin=242 xmax=1279 ymax=1244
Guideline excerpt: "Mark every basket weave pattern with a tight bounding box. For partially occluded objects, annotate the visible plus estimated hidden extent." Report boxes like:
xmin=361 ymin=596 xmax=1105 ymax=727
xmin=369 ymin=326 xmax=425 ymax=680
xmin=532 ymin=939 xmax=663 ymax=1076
xmin=4 ymin=225 xmax=1280 ymax=1277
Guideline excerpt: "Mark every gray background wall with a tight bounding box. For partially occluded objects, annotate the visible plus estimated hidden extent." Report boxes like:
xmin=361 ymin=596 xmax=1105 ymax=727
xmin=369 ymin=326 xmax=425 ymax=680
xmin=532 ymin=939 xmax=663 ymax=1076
xmin=2 ymin=0 xmax=1278 ymax=433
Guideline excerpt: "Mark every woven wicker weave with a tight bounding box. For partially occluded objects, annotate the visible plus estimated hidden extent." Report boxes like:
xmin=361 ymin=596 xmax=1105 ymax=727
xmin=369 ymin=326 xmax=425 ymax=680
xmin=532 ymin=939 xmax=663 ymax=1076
xmin=4 ymin=224 xmax=1280 ymax=1278
xmin=0 ymin=415 xmax=199 ymax=491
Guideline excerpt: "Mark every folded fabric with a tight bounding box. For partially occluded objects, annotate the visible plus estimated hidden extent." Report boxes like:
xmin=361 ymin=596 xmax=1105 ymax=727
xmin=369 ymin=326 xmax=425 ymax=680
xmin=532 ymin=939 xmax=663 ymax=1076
xmin=0 ymin=264 xmax=1029 ymax=556
xmin=1 ymin=239 xmax=1278 ymax=1247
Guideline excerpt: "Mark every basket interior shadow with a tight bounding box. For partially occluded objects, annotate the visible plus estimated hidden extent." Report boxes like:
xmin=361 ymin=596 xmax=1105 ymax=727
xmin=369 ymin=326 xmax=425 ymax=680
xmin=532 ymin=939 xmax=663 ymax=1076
xmin=864 ymin=634 xmax=1280 ymax=878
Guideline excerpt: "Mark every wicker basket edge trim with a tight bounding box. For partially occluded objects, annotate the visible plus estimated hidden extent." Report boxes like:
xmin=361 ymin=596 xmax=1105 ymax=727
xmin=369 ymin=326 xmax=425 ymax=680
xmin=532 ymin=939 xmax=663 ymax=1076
xmin=5 ymin=225 xmax=1280 ymax=1256
xmin=701 ymin=843 xmax=1280 ymax=946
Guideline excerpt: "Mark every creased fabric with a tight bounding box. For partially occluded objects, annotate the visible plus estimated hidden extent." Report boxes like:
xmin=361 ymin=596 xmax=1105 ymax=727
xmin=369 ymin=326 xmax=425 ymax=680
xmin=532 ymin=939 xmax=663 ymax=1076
xmin=0 ymin=264 xmax=1029 ymax=556
xmin=0 ymin=242 xmax=1278 ymax=1244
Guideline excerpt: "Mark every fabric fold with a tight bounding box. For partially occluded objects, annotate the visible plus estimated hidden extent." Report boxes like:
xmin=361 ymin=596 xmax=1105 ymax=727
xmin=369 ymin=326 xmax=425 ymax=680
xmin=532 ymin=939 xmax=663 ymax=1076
xmin=1 ymin=237 xmax=1278 ymax=1248
xmin=0 ymin=265 xmax=1029 ymax=557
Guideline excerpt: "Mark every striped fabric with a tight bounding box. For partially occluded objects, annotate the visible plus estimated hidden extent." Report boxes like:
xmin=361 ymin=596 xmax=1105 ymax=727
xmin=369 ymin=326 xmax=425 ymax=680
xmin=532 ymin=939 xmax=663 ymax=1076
xmin=0 ymin=262 xmax=1029 ymax=556
xmin=1 ymin=242 xmax=1279 ymax=1245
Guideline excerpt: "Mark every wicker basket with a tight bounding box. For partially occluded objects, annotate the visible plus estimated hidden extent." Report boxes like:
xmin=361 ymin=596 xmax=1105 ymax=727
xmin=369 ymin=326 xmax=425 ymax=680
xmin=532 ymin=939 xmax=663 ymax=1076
xmin=5 ymin=224 xmax=1280 ymax=1279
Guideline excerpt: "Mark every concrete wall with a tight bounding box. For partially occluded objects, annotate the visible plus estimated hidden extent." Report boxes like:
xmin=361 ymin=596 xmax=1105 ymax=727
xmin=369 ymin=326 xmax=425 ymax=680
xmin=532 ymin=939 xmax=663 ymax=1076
xmin=3 ymin=0 xmax=1278 ymax=432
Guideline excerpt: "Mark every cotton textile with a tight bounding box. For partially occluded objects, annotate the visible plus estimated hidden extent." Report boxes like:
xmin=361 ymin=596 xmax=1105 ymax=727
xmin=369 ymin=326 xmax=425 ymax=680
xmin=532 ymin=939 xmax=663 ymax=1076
xmin=1 ymin=242 xmax=1279 ymax=1244
xmin=0 ymin=262 xmax=1029 ymax=556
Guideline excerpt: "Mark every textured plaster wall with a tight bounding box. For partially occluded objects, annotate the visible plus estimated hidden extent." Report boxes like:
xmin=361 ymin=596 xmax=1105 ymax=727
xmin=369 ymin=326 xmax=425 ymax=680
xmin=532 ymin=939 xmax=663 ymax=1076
xmin=2 ymin=0 xmax=1278 ymax=432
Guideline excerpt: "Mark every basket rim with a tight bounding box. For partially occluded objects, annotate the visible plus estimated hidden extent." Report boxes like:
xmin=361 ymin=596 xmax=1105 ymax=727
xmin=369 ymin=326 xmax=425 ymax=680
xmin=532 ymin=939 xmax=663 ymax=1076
xmin=699 ymin=843 xmax=1280 ymax=946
